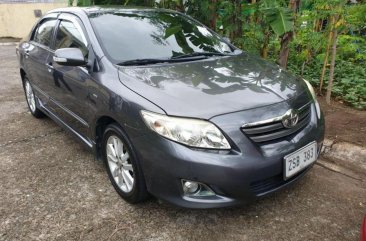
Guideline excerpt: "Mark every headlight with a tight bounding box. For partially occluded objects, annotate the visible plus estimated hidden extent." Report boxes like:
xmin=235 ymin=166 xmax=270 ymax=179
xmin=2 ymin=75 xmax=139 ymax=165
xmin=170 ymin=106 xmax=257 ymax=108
xmin=303 ymin=79 xmax=321 ymax=119
xmin=141 ymin=110 xmax=231 ymax=150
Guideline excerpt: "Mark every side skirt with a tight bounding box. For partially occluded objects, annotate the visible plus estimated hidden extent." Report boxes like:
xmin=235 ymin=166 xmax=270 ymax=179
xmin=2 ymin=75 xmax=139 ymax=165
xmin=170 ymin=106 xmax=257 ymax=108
xmin=37 ymin=97 xmax=95 ymax=151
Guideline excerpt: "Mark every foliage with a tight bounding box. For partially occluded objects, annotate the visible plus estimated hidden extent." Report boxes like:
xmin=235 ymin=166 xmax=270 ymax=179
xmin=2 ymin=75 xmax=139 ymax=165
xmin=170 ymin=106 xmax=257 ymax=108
xmin=338 ymin=35 xmax=366 ymax=62
xmin=333 ymin=61 xmax=366 ymax=109
xmin=71 ymin=0 xmax=366 ymax=109
xmin=344 ymin=2 xmax=366 ymax=32
xmin=260 ymin=0 xmax=294 ymax=36
xmin=288 ymin=55 xmax=366 ymax=109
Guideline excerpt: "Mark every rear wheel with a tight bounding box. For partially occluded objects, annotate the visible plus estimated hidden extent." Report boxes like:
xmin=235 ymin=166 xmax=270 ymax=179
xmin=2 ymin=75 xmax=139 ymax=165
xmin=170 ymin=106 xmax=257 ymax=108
xmin=23 ymin=78 xmax=45 ymax=118
xmin=102 ymin=123 xmax=149 ymax=203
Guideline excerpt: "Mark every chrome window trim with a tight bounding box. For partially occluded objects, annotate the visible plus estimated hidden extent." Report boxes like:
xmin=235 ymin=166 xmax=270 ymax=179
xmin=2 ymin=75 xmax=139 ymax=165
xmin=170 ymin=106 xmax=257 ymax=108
xmin=57 ymin=13 xmax=89 ymax=48
xmin=31 ymin=18 xmax=58 ymax=49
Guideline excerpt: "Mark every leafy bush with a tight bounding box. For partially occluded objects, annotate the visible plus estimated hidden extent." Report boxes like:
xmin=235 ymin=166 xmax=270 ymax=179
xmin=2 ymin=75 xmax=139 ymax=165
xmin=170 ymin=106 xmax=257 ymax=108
xmin=288 ymin=57 xmax=366 ymax=109
xmin=337 ymin=35 xmax=366 ymax=62
xmin=333 ymin=61 xmax=366 ymax=109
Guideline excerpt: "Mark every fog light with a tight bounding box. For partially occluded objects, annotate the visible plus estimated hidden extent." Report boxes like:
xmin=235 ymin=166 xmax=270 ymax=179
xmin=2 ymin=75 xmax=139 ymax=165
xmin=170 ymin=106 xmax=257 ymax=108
xmin=181 ymin=180 xmax=216 ymax=197
xmin=183 ymin=181 xmax=199 ymax=194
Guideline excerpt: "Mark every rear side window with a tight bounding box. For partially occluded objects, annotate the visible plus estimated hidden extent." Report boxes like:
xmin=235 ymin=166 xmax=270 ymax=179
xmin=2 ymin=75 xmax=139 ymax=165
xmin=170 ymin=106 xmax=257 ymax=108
xmin=33 ymin=19 xmax=57 ymax=48
xmin=54 ymin=20 xmax=88 ymax=56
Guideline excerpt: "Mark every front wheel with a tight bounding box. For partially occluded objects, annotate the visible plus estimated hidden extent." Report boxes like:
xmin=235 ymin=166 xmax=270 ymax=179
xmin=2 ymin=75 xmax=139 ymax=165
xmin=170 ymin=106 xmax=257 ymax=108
xmin=23 ymin=78 xmax=45 ymax=118
xmin=102 ymin=123 xmax=149 ymax=203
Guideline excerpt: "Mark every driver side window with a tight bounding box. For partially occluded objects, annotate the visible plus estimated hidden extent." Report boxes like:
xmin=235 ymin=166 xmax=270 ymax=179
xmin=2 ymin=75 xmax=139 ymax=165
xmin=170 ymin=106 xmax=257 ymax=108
xmin=54 ymin=20 xmax=88 ymax=57
xmin=33 ymin=19 xmax=57 ymax=48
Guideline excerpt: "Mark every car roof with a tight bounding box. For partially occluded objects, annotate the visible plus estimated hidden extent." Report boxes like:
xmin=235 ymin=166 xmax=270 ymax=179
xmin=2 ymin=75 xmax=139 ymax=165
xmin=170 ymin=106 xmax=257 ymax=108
xmin=47 ymin=6 xmax=176 ymax=17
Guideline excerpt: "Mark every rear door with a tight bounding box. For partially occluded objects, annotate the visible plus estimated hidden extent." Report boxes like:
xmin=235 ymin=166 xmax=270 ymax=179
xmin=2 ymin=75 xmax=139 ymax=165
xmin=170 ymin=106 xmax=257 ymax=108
xmin=24 ymin=16 xmax=58 ymax=105
xmin=46 ymin=14 xmax=94 ymax=141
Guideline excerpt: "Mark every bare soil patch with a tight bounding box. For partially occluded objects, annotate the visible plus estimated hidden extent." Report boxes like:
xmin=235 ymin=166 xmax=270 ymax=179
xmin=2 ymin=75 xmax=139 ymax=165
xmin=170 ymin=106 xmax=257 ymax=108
xmin=318 ymin=96 xmax=366 ymax=146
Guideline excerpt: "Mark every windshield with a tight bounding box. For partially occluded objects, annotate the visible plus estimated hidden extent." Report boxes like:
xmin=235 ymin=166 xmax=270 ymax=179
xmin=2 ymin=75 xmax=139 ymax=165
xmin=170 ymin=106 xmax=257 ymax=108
xmin=89 ymin=10 xmax=234 ymax=64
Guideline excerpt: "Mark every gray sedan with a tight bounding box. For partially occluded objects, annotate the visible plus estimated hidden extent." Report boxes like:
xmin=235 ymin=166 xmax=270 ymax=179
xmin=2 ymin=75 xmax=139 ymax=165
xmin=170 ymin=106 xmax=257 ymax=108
xmin=17 ymin=7 xmax=324 ymax=208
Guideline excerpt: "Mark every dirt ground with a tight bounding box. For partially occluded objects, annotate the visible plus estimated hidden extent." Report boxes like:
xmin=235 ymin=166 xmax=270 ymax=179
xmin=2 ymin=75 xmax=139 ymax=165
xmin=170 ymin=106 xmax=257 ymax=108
xmin=0 ymin=45 xmax=365 ymax=241
xmin=318 ymin=97 xmax=366 ymax=147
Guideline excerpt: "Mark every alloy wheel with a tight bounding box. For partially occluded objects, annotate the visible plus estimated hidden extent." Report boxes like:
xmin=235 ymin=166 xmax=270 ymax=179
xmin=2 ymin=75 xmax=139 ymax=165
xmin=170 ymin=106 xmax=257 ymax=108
xmin=106 ymin=135 xmax=134 ymax=193
xmin=25 ymin=81 xmax=36 ymax=113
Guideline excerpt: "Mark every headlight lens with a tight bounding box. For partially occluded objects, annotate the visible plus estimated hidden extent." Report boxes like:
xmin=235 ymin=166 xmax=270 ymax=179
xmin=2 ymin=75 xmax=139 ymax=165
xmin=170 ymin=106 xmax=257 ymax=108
xmin=303 ymin=79 xmax=321 ymax=119
xmin=141 ymin=110 xmax=231 ymax=150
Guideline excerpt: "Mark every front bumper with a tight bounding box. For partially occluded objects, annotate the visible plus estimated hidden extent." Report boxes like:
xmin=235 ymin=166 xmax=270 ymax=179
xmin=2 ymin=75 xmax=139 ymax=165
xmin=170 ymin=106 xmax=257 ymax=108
xmin=131 ymin=102 xmax=325 ymax=208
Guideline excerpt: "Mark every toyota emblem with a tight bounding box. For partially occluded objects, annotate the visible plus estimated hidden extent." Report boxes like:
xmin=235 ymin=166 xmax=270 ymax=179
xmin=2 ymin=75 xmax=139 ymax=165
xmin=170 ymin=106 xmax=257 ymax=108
xmin=282 ymin=109 xmax=299 ymax=128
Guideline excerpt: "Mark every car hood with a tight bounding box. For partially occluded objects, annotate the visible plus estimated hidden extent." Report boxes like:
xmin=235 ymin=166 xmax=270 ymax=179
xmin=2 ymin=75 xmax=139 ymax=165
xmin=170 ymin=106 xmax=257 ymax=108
xmin=118 ymin=53 xmax=308 ymax=119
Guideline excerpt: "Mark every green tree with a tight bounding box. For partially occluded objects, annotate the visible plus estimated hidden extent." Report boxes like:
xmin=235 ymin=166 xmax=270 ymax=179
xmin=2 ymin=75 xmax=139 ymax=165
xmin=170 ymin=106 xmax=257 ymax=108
xmin=68 ymin=0 xmax=366 ymax=109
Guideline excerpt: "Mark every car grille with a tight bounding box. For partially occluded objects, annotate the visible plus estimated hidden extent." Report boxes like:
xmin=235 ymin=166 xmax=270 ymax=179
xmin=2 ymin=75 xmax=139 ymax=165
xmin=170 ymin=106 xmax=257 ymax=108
xmin=241 ymin=102 xmax=312 ymax=143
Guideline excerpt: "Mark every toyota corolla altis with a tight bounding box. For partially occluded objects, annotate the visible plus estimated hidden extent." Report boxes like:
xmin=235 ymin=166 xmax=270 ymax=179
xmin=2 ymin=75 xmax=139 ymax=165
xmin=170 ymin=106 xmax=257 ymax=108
xmin=17 ymin=7 xmax=324 ymax=208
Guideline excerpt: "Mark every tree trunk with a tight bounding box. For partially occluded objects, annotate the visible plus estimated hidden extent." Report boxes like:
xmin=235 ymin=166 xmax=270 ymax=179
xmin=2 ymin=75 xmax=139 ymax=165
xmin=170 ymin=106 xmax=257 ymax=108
xmin=261 ymin=29 xmax=270 ymax=58
xmin=276 ymin=0 xmax=299 ymax=68
xmin=301 ymin=60 xmax=306 ymax=77
xmin=229 ymin=0 xmax=242 ymax=45
xmin=250 ymin=0 xmax=257 ymax=24
xmin=300 ymin=45 xmax=311 ymax=77
xmin=314 ymin=19 xmax=323 ymax=32
xmin=277 ymin=31 xmax=293 ymax=68
xmin=319 ymin=17 xmax=334 ymax=94
xmin=234 ymin=0 xmax=242 ymax=40
xmin=326 ymin=18 xmax=338 ymax=105
xmin=288 ymin=0 xmax=296 ymax=10
xmin=210 ymin=0 xmax=218 ymax=30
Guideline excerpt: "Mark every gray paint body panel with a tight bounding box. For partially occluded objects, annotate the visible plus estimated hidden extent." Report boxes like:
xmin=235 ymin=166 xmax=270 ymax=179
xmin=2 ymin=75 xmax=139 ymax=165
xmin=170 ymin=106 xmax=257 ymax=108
xmin=118 ymin=52 xmax=307 ymax=119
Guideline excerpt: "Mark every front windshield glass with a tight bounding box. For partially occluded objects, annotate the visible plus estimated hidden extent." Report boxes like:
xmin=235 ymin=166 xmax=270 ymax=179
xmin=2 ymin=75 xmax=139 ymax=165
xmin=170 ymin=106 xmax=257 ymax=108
xmin=89 ymin=10 xmax=234 ymax=64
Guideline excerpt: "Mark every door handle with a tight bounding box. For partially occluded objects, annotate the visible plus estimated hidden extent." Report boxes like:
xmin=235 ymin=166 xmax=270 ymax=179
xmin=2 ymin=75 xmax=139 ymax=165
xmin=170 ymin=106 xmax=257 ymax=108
xmin=46 ymin=62 xmax=54 ymax=72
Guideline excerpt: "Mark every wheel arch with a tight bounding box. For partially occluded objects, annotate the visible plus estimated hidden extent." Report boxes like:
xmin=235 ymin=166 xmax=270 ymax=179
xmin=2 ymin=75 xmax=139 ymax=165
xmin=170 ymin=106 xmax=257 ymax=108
xmin=94 ymin=115 xmax=119 ymax=160
xmin=97 ymin=115 xmax=150 ymax=202
xmin=20 ymin=68 xmax=26 ymax=84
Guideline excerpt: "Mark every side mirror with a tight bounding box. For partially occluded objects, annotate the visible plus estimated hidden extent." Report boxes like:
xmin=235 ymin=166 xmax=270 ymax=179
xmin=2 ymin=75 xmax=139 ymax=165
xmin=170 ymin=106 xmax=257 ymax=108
xmin=53 ymin=48 xmax=87 ymax=66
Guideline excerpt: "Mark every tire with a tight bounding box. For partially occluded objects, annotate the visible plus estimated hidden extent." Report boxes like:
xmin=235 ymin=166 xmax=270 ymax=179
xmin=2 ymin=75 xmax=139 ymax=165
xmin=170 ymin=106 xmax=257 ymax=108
xmin=23 ymin=77 xmax=45 ymax=118
xmin=102 ymin=123 xmax=149 ymax=203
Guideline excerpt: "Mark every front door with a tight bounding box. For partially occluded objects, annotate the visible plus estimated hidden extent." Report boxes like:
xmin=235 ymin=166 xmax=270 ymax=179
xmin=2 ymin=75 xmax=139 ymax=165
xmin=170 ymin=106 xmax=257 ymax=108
xmin=47 ymin=16 xmax=93 ymax=141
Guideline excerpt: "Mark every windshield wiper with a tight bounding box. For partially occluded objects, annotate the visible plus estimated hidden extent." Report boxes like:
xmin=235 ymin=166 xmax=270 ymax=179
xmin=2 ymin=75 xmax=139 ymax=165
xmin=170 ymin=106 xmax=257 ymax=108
xmin=171 ymin=52 xmax=229 ymax=59
xmin=117 ymin=55 xmax=209 ymax=66
xmin=117 ymin=52 xmax=230 ymax=66
xmin=117 ymin=58 xmax=171 ymax=66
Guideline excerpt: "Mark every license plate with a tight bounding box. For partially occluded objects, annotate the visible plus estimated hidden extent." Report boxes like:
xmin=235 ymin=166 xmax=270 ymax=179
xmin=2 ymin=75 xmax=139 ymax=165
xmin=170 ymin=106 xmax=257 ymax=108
xmin=284 ymin=142 xmax=317 ymax=179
